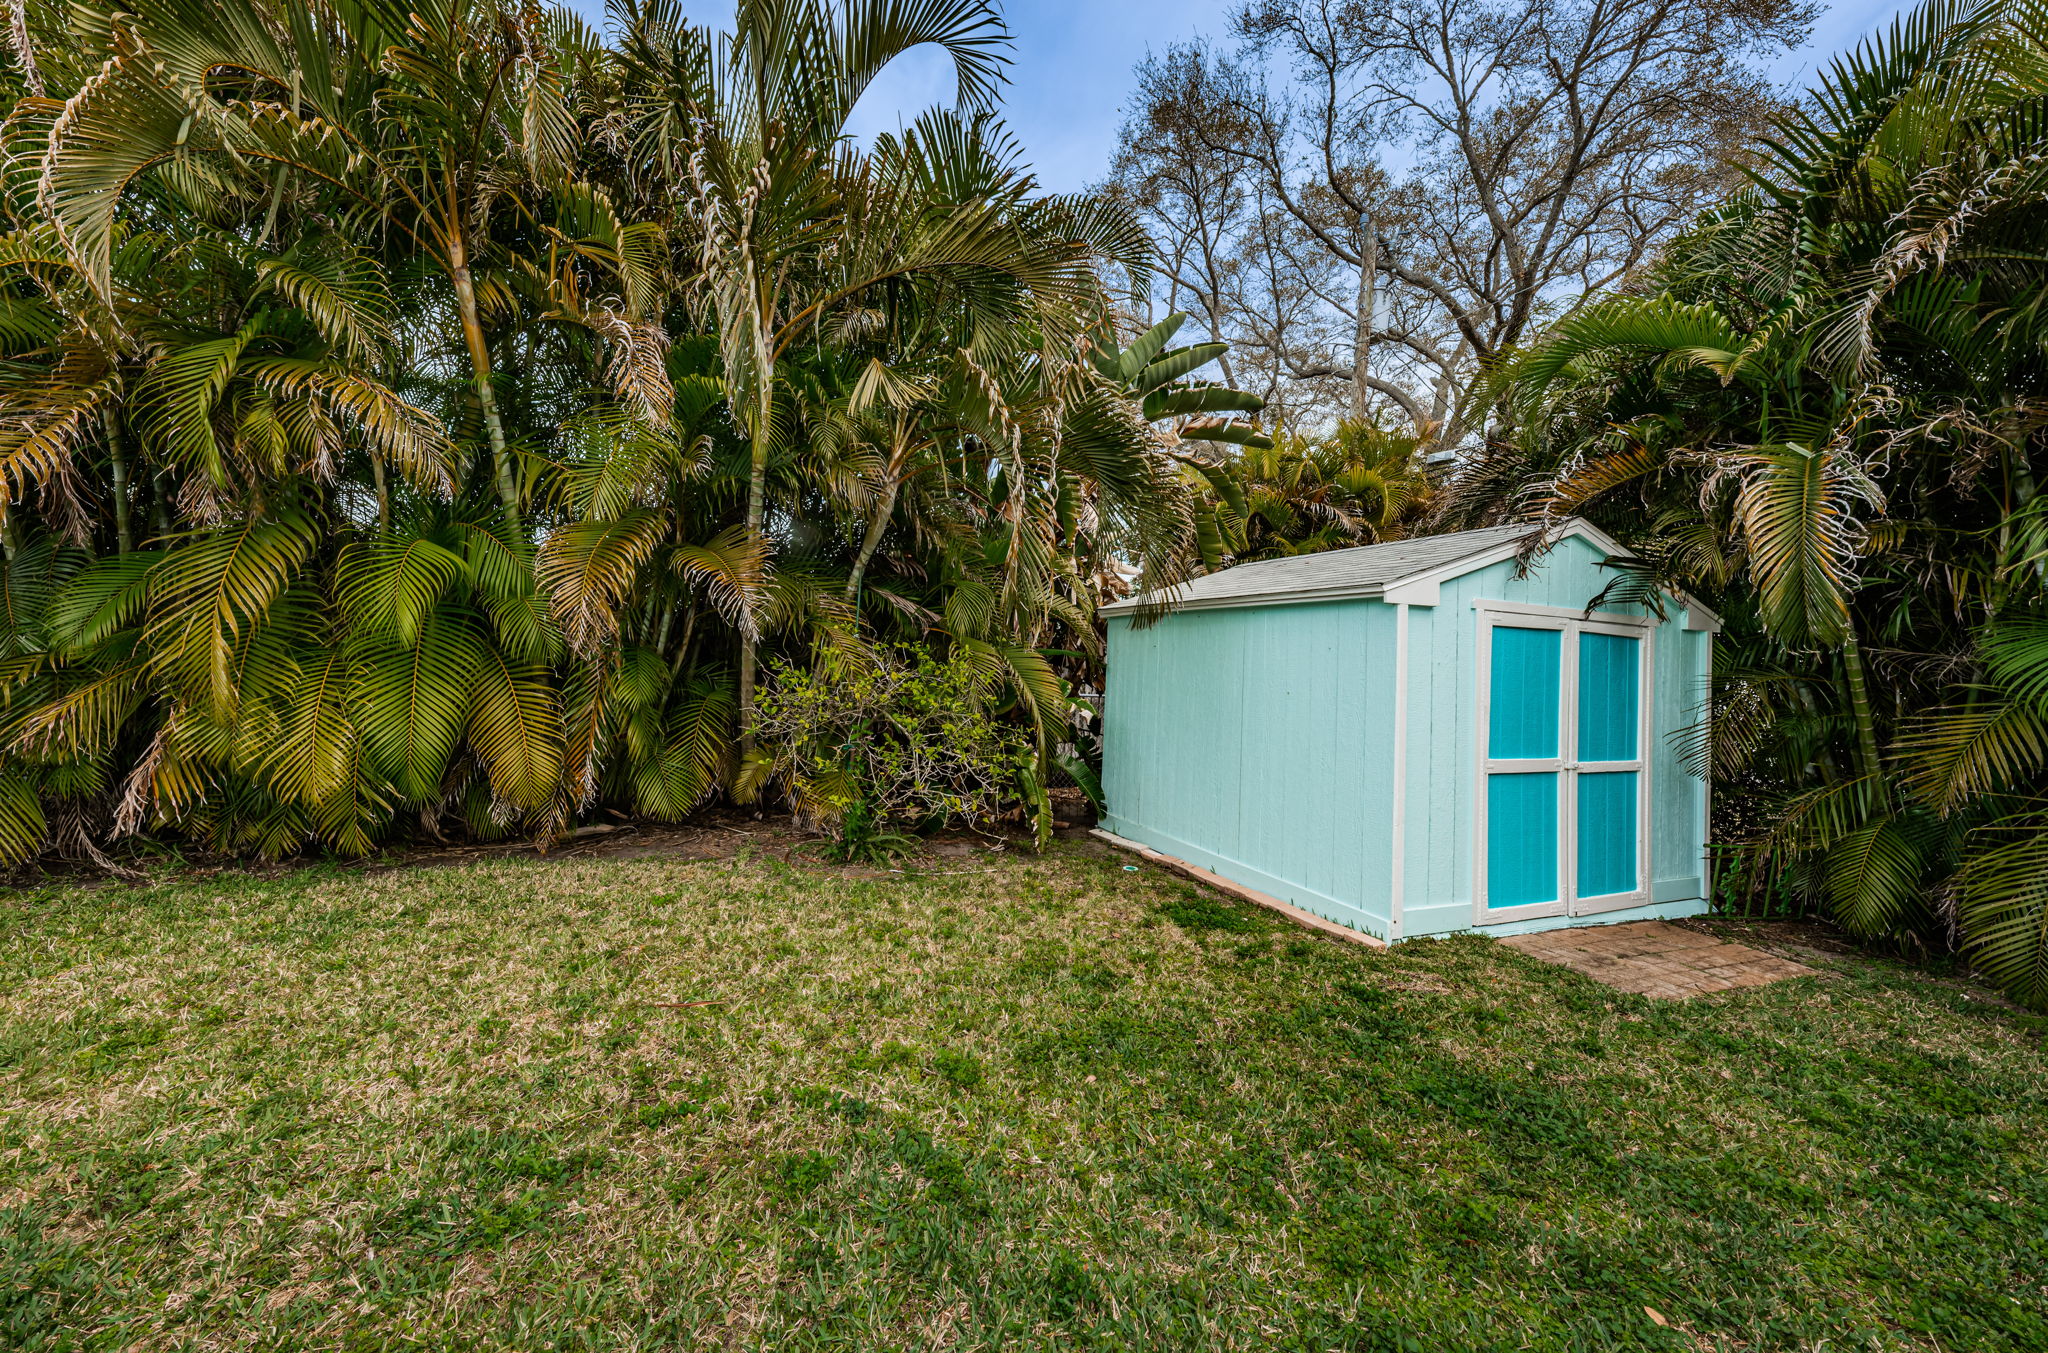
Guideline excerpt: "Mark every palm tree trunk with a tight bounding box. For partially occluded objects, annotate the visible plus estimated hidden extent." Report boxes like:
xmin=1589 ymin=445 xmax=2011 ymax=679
xmin=738 ymin=379 xmax=772 ymax=758
xmin=369 ymin=451 xmax=391 ymax=532
xmin=103 ymin=404 xmax=134 ymax=553
xmin=1840 ymin=627 xmax=1884 ymax=799
xmin=671 ymin=596 xmax=698 ymax=676
xmin=845 ymin=476 xmax=899 ymax=603
xmin=447 ymin=232 xmax=519 ymax=532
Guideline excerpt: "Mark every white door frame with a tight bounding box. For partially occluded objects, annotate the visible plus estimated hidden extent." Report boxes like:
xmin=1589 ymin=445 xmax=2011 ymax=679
xmin=1473 ymin=600 xmax=1654 ymax=925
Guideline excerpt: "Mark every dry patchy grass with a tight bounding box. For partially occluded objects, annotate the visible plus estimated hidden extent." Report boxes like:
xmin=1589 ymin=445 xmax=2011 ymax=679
xmin=0 ymin=844 xmax=2043 ymax=1351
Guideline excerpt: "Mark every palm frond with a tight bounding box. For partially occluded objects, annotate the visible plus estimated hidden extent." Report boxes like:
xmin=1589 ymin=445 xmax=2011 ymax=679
xmin=465 ymin=642 xmax=563 ymax=814
xmin=0 ymin=774 xmax=47 ymax=865
xmin=256 ymin=243 xmax=395 ymax=362
xmin=353 ymin=613 xmax=484 ymax=802
xmin=144 ymin=511 xmax=317 ymax=714
xmin=1900 ymin=693 xmax=2048 ymax=811
xmin=1733 ymin=443 xmax=1876 ymax=646
xmin=46 ymin=551 xmax=161 ymax=654
xmin=337 ymin=533 xmax=468 ymax=648
xmin=671 ymin=524 xmax=767 ymax=638
xmin=539 ymin=509 xmax=665 ymax=657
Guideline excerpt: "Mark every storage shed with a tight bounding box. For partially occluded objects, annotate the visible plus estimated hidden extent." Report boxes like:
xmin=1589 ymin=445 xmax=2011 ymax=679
xmin=1097 ymin=519 xmax=1718 ymax=942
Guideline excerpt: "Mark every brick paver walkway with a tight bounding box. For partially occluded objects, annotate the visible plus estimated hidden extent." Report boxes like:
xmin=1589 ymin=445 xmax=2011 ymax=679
xmin=1498 ymin=920 xmax=1814 ymax=999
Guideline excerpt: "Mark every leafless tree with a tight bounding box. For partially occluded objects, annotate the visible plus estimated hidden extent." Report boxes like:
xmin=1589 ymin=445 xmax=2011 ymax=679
xmin=1112 ymin=0 xmax=1813 ymax=440
xmin=1108 ymin=48 xmax=1258 ymax=394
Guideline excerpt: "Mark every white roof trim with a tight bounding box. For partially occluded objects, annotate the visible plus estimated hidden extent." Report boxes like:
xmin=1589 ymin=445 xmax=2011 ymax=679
xmin=1551 ymin=519 xmax=1724 ymax=632
xmin=1100 ymin=517 xmax=1724 ymax=629
xmin=1102 ymin=581 xmax=1386 ymax=614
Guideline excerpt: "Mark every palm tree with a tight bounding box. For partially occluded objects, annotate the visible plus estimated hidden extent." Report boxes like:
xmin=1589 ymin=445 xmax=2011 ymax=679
xmin=0 ymin=0 xmax=1223 ymax=868
xmin=1085 ymin=311 xmax=1437 ymax=569
xmin=0 ymin=212 xmax=502 ymax=862
xmin=622 ymin=0 xmax=1138 ymax=747
xmin=33 ymin=0 xmax=650 ymax=531
xmin=1193 ymin=420 xmax=1435 ymax=563
xmin=1452 ymin=0 xmax=2048 ymax=1006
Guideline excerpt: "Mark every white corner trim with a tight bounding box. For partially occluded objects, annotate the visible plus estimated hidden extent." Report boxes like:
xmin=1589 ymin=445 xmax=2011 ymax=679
xmin=1389 ymin=602 xmax=1410 ymax=940
xmin=1684 ymin=605 xmax=1722 ymax=634
xmin=1702 ymin=618 xmax=1716 ymax=895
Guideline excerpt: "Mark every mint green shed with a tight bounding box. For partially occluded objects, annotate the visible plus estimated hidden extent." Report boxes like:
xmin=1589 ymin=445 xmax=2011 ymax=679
xmin=1097 ymin=520 xmax=1719 ymax=942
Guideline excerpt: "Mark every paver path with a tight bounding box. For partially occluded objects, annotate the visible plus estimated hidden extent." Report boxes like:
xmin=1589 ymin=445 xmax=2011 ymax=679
xmin=1499 ymin=920 xmax=1815 ymax=998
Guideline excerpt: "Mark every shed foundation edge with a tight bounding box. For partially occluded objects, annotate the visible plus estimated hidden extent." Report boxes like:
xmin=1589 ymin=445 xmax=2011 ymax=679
xmin=1089 ymin=829 xmax=1389 ymax=949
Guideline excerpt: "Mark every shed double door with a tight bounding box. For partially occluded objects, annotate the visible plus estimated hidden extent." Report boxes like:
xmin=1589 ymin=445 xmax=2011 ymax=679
xmin=1476 ymin=610 xmax=1651 ymax=924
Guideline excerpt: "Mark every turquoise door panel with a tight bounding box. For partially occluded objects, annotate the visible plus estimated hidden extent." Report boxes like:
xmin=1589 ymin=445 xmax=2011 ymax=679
xmin=1485 ymin=619 xmax=1645 ymax=917
xmin=1486 ymin=772 xmax=1559 ymax=907
xmin=1577 ymin=632 xmax=1640 ymax=761
xmin=1489 ymin=626 xmax=1561 ymax=758
xmin=1576 ymin=771 xmax=1639 ymax=897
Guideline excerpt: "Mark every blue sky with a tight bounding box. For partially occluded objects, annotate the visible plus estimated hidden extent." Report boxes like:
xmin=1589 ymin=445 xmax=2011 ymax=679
xmin=615 ymin=0 xmax=1913 ymax=192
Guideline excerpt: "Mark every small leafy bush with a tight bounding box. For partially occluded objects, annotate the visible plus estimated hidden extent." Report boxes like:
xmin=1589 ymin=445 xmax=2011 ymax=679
xmin=818 ymin=797 xmax=921 ymax=865
xmin=750 ymin=646 xmax=1035 ymax=847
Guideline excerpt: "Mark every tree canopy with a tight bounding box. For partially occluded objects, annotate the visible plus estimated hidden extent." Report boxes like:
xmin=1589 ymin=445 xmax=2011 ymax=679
xmin=0 ymin=0 xmax=1266 ymax=865
xmin=1443 ymin=0 xmax=2048 ymax=1007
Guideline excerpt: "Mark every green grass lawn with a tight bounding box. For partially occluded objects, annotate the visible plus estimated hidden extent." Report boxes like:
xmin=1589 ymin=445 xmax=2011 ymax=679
xmin=2 ymin=843 xmax=2044 ymax=1351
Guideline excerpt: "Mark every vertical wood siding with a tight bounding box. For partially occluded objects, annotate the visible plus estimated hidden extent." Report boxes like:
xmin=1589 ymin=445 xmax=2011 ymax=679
xmin=1102 ymin=534 xmax=1711 ymax=942
xmin=1652 ymin=625 xmax=1713 ymax=898
xmin=1102 ymin=600 xmax=1394 ymax=938
xmin=1402 ymin=537 xmax=1710 ymax=935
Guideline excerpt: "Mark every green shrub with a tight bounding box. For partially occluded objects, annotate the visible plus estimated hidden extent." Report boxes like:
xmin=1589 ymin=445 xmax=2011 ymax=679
xmin=749 ymin=646 xmax=1036 ymax=847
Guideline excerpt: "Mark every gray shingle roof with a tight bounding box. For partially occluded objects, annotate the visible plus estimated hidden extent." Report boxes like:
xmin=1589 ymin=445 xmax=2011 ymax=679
xmin=1099 ymin=522 xmax=1550 ymax=615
